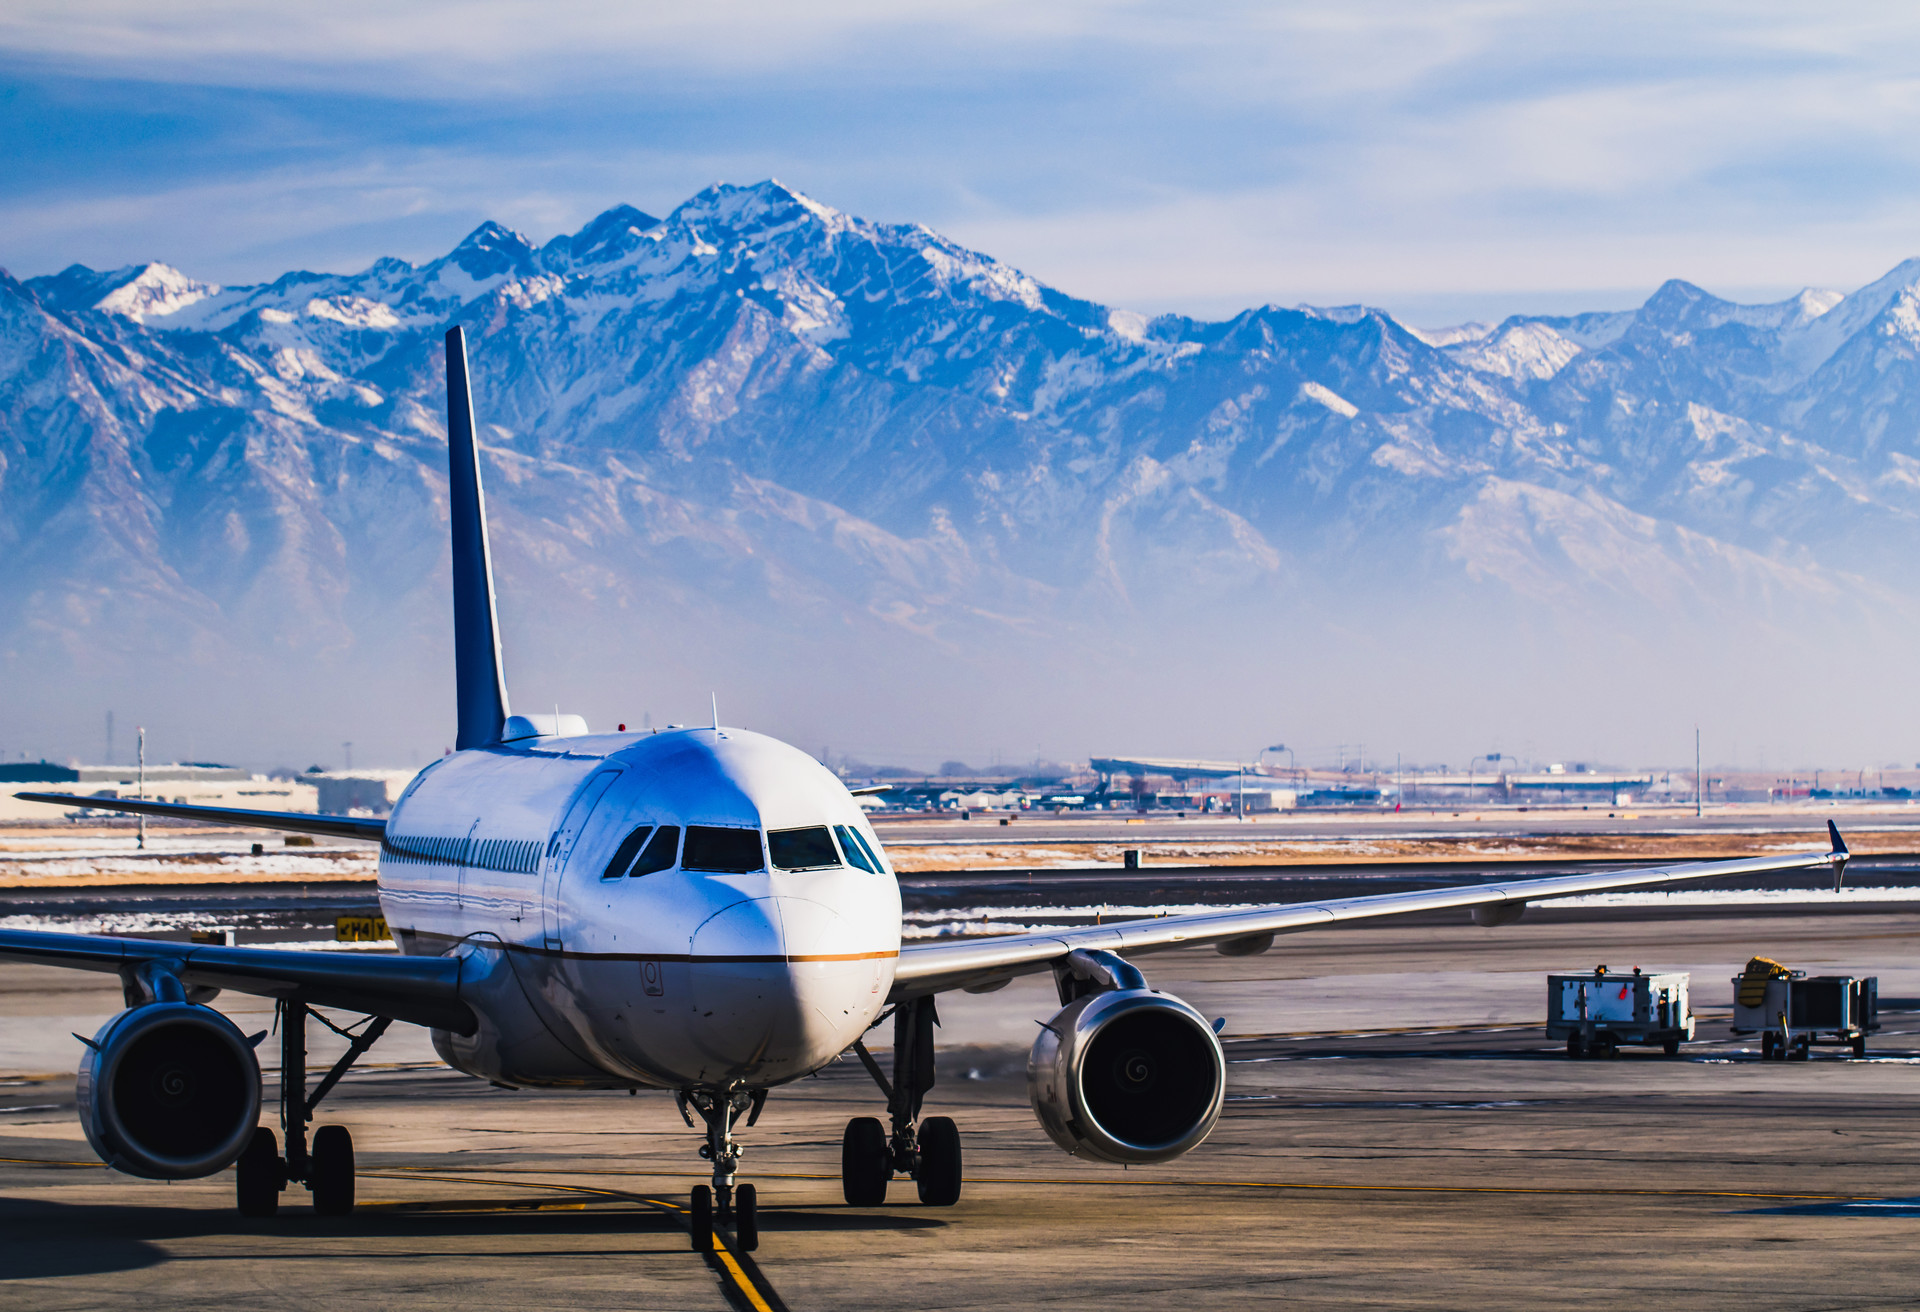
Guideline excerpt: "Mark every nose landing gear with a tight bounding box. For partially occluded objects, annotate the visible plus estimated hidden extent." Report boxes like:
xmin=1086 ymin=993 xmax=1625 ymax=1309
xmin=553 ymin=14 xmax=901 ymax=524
xmin=844 ymin=995 xmax=963 ymax=1207
xmin=678 ymin=1086 xmax=766 ymax=1251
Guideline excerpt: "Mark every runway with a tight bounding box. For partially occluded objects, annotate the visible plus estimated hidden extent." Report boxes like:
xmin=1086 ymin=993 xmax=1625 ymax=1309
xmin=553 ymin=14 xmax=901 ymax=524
xmin=4 ymin=906 xmax=1920 ymax=1307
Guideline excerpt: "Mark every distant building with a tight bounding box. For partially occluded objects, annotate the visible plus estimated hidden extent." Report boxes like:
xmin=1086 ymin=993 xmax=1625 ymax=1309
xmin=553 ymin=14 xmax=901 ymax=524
xmin=300 ymin=770 xmax=419 ymax=816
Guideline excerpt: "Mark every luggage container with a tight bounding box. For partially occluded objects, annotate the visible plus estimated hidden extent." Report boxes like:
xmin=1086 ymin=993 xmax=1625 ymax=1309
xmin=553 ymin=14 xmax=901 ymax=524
xmin=1731 ymin=957 xmax=1878 ymax=1060
xmin=1547 ymin=966 xmax=1693 ymax=1058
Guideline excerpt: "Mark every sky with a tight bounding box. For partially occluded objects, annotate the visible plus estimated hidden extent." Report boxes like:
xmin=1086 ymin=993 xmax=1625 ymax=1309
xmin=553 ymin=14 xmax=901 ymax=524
xmin=7 ymin=3 xmax=1920 ymax=327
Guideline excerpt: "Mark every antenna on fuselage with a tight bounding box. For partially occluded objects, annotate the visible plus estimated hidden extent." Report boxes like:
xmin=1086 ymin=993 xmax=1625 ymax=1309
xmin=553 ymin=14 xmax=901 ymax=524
xmin=711 ymin=693 xmax=720 ymax=733
xmin=445 ymin=325 xmax=511 ymax=750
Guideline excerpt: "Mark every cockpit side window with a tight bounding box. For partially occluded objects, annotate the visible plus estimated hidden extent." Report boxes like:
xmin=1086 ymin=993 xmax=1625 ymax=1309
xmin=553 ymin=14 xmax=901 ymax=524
xmin=769 ymin=826 xmax=840 ymax=871
xmin=834 ymin=824 xmax=879 ymax=874
xmin=682 ymin=825 xmax=764 ymax=873
xmin=629 ymin=825 xmax=680 ymax=877
xmin=602 ymin=825 xmax=654 ymax=880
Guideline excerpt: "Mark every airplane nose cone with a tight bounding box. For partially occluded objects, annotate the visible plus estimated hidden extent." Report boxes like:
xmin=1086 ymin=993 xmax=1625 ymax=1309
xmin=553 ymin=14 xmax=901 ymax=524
xmin=686 ymin=896 xmax=882 ymax=1082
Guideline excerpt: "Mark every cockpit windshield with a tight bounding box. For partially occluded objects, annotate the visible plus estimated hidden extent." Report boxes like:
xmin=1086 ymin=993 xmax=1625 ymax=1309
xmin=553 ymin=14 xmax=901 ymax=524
xmin=682 ymin=825 xmax=765 ymax=873
xmin=834 ymin=823 xmax=883 ymax=874
xmin=769 ymin=826 xmax=840 ymax=871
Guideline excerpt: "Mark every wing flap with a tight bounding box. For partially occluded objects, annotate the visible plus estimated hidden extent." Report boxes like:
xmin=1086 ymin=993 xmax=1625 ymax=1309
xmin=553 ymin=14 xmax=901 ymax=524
xmin=14 ymin=792 xmax=385 ymax=842
xmin=891 ymin=842 xmax=1843 ymax=999
xmin=0 ymin=929 xmax=473 ymax=1033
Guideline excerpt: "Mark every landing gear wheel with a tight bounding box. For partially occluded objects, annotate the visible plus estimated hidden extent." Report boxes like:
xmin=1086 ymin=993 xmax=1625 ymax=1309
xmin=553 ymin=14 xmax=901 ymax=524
xmin=1566 ymin=1033 xmax=1586 ymax=1060
xmin=689 ymin=1184 xmax=714 ymax=1251
xmin=309 ymin=1124 xmax=355 ymax=1216
xmin=1761 ymin=1032 xmax=1778 ymax=1061
xmin=841 ymin=1116 xmax=890 ymax=1206
xmin=1852 ymin=1034 xmax=1868 ymax=1058
xmin=734 ymin=1182 xmax=758 ymax=1252
xmin=1663 ymin=1037 xmax=1681 ymax=1057
xmin=1790 ymin=1036 xmax=1811 ymax=1062
xmin=915 ymin=1116 xmax=962 ymax=1207
xmin=236 ymin=1126 xmax=280 ymax=1218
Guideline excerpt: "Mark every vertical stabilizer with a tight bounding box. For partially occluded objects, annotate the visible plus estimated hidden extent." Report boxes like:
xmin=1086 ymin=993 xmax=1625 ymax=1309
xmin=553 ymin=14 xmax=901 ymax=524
xmin=445 ymin=326 xmax=511 ymax=750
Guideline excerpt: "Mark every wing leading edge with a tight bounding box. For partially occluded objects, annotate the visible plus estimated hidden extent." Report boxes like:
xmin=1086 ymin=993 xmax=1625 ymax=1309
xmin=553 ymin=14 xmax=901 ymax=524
xmin=891 ymin=826 xmax=1850 ymax=1000
xmin=13 ymin=792 xmax=385 ymax=842
xmin=0 ymin=928 xmax=473 ymax=1032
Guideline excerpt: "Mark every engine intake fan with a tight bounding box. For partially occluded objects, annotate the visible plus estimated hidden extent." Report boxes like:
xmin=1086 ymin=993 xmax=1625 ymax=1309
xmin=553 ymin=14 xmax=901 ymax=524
xmin=1027 ymin=951 xmax=1225 ymax=1164
xmin=77 ymin=1001 xmax=263 ymax=1179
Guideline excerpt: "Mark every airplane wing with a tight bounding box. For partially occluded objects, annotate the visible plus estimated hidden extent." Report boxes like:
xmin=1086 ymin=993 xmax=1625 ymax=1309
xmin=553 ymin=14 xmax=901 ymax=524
xmin=0 ymin=929 xmax=474 ymax=1032
xmin=2 ymin=794 xmax=462 ymax=1028
xmin=889 ymin=824 xmax=1850 ymax=999
xmin=13 ymin=792 xmax=385 ymax=842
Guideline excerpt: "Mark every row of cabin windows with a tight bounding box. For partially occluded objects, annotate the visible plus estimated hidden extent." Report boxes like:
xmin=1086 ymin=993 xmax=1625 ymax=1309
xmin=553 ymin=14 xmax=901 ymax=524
xmin=380 ymin=823 xmax=883 ymax=880
xmin=382 ymin=833 xmax=541 ymax=874
xmin=601 ymin=822 xmax=885 ymax=879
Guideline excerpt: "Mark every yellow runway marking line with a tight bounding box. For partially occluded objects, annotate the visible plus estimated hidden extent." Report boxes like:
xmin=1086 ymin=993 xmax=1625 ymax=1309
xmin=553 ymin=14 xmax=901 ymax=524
xmin=962 ymin=1176 xmax=1868 ymax=1202
xmin=710 ymin=1244 xmax=777 ymax=1312
xmin=366 ymin=1170 xmax=784 ymax=1311
xmin=375 ymin=1163 xmax=1863 ymax=1204
xmin=0 ymin=1156 xmax=100 ymax=1168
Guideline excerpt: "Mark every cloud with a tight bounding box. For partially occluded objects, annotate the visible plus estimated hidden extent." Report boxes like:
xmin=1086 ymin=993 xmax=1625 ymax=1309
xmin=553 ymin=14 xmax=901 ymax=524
xmin=6 ymin=2 xmax=1920 ymax=322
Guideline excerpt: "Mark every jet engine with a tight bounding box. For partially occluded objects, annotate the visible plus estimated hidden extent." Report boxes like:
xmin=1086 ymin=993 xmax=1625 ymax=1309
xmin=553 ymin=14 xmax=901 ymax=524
xmin=1027 ymin=952 xmax=1225 ymax=1164
xmin=76 ymin=1001 xmax=262 ymax=1179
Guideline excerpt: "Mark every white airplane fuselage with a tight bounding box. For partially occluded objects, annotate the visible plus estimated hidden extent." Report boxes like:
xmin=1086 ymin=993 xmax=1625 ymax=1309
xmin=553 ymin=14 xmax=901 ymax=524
xmin=375 ymin=726 xmax=901 ymax=1091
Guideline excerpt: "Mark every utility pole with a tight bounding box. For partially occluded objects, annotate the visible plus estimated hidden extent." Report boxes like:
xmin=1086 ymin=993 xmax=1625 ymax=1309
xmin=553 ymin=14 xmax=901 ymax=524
xmin=1695 ymin=727 xmax=1702 ymax=818
xmin=137 ymin=727 xmax=146 ymax=851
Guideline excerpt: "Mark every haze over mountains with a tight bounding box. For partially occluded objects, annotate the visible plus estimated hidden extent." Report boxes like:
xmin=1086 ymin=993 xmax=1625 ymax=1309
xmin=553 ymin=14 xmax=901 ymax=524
xmin=4 ymin=181 xmax=1918 ymax=769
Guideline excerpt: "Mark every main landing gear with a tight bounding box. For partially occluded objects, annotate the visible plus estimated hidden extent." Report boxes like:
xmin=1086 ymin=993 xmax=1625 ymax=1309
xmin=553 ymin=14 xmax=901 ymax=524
xmin=845 ymin=995 xmax=962 ymax=1208
xmin=678 ymin=1086 xmax=767 ymax=1252
xmin=237 ymin=999 xmax=391 ymax=1218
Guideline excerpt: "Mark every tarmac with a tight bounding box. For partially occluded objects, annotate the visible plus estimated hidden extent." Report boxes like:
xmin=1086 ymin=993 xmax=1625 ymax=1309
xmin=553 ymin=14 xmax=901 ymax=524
xmin=5 ymin=904 xmax=1920 ymax=1307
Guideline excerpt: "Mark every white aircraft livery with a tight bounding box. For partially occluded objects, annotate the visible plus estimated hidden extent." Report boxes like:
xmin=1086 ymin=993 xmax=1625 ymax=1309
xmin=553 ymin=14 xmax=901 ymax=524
xmin=6 ymin=327 xmax=1852 ymax=1252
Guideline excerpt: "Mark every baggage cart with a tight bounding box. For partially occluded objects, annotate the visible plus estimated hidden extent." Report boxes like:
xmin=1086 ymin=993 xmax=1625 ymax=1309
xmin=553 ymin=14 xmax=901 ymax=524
xmin=1731 ymin=958 xmax=1878 ymax=1060
xmin=1547 ymin=966 xmax=1693 ymax=1058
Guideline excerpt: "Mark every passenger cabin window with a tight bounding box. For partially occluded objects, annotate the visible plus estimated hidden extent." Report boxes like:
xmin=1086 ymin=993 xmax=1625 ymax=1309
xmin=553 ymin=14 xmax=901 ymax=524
xmin=770 ymin=826 xmax=840 ymax=871
xmin=681 ymin=825 xmax=765 ymax=873
xmin=834 ymin=824 xmax=881 ymax=874
xmin=602 ymin=825 xmax=654 ymax=880
xmin=629 ymin=825 xmax=680 ymax=877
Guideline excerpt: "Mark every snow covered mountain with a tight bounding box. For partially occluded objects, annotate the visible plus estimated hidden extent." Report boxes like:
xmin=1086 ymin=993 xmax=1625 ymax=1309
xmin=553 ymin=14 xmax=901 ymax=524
xmin=5 ymin=180 xmax=1919 ymax=766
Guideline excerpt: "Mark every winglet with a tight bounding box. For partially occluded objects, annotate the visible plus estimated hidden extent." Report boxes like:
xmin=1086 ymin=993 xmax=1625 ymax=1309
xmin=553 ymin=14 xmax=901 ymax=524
xmin=445 ymin=326 xmax=512 ymax=751
xmin=1828 ymin=820 xmax=1850 ymax=893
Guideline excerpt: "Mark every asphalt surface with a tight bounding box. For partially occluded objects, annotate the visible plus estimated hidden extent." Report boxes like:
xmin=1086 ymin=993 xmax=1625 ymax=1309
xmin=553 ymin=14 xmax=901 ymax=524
xmin=5 ymin=907 xmax=1920 ymax=1307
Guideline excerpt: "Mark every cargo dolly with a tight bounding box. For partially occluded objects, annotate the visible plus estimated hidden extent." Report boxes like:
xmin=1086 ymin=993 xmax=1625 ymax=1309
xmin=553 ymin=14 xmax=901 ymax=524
xmin=1731 ymin=957 xmax=1878 ymax=1060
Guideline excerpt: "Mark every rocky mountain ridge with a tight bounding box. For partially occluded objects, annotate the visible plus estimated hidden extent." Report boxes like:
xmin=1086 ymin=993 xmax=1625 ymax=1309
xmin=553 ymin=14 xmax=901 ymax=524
xmin=5 ymin=180 xmax=1919 ymax=764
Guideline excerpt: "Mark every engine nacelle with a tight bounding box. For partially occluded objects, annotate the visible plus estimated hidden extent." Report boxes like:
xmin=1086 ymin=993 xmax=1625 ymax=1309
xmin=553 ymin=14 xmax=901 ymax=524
xmin=77 ymin=1002 xmax=262 ymax=1179
xmin=1028 ymin=987 xmax=1225 ymax=1164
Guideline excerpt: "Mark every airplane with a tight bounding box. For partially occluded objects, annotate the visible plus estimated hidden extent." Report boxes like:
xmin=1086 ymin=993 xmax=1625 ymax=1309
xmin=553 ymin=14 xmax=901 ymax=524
xmin=3 ymin=327 xmax=1853 ymax=1253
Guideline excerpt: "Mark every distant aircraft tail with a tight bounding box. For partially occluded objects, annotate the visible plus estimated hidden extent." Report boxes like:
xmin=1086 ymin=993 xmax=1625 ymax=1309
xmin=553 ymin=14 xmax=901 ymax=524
xmin=445 ymin=326 xmax=512 ymax=750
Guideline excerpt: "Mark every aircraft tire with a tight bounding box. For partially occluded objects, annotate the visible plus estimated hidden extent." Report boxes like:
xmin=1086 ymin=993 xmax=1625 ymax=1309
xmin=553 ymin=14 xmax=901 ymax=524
xmin=841 ymin=1117 xmax=889 ymax=1206
xmin=734 ymin=1182 xmax=758 ymax=1251
xmin=236 ymin=1127 xmax=281 ymax=1218
xmin=915 ymin=1116 xmax=962 ymax=1206
xmin=310 ymin=1125 xmax=355 ymax=1216
xmin=690 ymin=1185 xmax=714 ymax=1250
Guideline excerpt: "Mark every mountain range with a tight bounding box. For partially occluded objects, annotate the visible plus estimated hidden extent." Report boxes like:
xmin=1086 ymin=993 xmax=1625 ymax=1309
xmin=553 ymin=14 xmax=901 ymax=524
xmin=4 ymin=181 xmax=1918 ymax=768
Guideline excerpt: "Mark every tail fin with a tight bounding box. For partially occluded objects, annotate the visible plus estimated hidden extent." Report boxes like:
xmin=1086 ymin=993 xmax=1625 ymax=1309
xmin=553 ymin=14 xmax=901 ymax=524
xmin=445 ymin=326 xmax=511 ymax=750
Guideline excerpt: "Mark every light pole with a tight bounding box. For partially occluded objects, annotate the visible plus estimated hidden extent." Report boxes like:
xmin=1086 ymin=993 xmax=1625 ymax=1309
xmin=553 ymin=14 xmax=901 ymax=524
xmin=136 ymin=726 xmax=146 ymax=851
xmin=1469 ymin=752 xmax=1502 ymax=802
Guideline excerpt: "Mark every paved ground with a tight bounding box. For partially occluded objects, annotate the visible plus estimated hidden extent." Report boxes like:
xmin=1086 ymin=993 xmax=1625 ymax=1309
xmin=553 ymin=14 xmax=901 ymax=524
xmin=5 ymin=907 xmax=1920 ymax=1307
